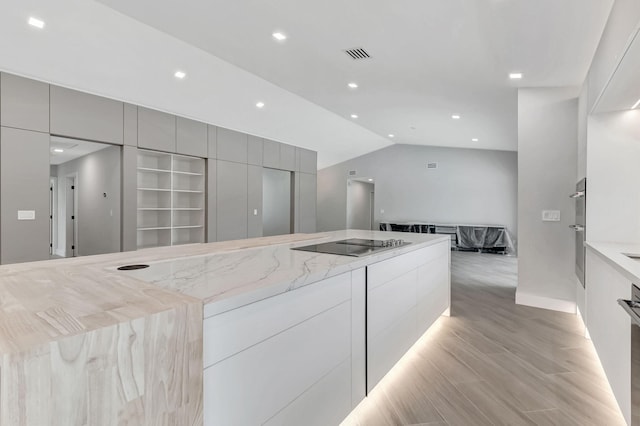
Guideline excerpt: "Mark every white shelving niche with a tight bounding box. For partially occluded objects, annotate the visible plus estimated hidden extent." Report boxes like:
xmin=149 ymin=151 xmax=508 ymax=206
xmin=137 ymin=150 xmax=205 ymax=249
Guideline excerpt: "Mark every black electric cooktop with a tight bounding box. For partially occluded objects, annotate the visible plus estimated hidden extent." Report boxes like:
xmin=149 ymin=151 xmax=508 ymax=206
xmin=291 ymin=238 xmax=410 ymax=257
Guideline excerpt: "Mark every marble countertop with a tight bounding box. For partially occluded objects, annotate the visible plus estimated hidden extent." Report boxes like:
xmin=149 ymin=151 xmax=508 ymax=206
xmin=118 ymin=230 xmax=449 ymax=317
xmin=585 ymin=241 xmax=640 ymax=283
xmin=0 ymin=230 xmax=448 ymax=353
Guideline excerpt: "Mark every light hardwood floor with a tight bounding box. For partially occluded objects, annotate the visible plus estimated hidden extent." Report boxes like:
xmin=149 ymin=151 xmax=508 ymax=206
xmin=343 ymin=251 xmax=627 ymax=426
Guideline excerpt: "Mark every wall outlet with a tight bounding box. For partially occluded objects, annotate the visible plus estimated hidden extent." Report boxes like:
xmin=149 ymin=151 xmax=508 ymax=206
xmin=17 ymin=210 xmax=35 ymax=220
xmin=541 ymin=210 xmax=561 ymax=222
xmin=380 ymin=209 xmax=385 ymax=215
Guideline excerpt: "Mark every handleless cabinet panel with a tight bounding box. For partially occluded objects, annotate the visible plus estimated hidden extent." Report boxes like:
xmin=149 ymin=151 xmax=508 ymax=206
xmin=138 ymin=107 xmax=176 ymax=153
xmin=0 ymin=73 xmax=49 ymax=133
xmin=207 ymin=160 xmax=217 ymax=242
xmin=216 ymin=160 xmax=248 ymax=241
xmin=207 ymin=125 xmax=217 ymax=159
xmin=298 ymin=172 xmax=317 ymax=233
xmin=247 ymin=165 xmax=263 ymax=238
xmin=1 ymin=127 xmax=50 ymax=264
xmin=123 ymin=103 xmax=138 ymax=147
xmin=280 ymin=143 xmax=296 ymax=171
xmin=50 ymin=85 xmax=123 ymax=144
xmin=263 ymin=139 xmax=280 ymax=169
xmin=297 ymin=148 xmax=317 ymax=174
xmin=217 ymin=128 xmax=247 ymax=163
xmin=177 ymin=117 xmax=207 ymax=157
xmin=247 ymin=135 xmax=263 ymax=166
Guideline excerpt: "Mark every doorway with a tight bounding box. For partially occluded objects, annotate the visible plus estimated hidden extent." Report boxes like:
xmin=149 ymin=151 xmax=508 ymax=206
xmin=263 ymin=168 xmax=293 ymax=237
xmin=49 ymin=136 xmax=121 ymax=257
xmin=347 ymin=178 xmax=376 ymax=230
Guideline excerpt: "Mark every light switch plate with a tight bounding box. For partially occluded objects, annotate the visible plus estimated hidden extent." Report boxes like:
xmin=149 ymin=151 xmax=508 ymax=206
xmin=542 ymin=210 xmax=561 ymax=222
xmin=253 ymin=209 xmax=258 ymax=216
xmin=17 ymin=210 xmax=35 ymax=220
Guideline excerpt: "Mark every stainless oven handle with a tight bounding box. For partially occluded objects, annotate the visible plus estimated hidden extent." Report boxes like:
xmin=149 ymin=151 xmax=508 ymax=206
xmin=569 ymin=191 xmax=585 ymax=199
xmin=618 ymin=299 xmax=640 ymax=327
xmin=569 ymin=225 xmax=585 ymax=232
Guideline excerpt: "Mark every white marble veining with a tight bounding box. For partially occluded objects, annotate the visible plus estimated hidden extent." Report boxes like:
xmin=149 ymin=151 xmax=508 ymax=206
xmin=120 ymin=230 xmax=449 ymax=317
xmin=586 ymin=241 xmax=640 ymax=283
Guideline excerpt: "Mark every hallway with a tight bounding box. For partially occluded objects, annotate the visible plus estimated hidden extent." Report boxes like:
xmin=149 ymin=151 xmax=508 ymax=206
xmin=343 ymin=252 xmax=626 ymax=425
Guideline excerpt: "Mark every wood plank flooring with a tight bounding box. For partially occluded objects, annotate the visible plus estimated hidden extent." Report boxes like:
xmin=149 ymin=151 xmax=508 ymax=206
xmin=342 ymin=251 xmax=626 ymax=426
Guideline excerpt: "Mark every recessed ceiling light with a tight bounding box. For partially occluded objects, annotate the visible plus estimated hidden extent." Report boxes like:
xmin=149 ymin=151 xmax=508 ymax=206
xmin=367 ymin=178 xmax=373 ymax=182
xmin=509 ymin=72 xmax=523 ymax=80
xmin=272 ymin=32 xmax=287 ymax=41
xmin=256 ymin=102 xmax=265 ymax=108
xmin=472 ymin=138 xmax=479 ymax=142
xmin=28 ymin=17 xmax=45 ymax=29
xmin=53 ymin=148 xmax=64 ymax=153
xmin=388 ymin=134 xmax=395 ymax=138
xmin=348 ymin=82 xmax=358 ymax=89
xmin=632 ymin=98 xmax=640 ymax=109
xmin=174 ymin=70 xmax=186 ymax=79
xmin=451 ymin=114 xmax=461 ymax=120
xmin=351 ymin=114 xmax=358 ymax=119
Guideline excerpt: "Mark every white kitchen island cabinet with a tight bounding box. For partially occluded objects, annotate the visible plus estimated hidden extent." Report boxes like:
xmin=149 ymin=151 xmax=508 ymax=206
xmin=0 ymin=230 xmax=449 ymax=425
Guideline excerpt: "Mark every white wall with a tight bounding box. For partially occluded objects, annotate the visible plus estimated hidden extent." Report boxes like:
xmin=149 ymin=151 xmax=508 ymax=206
xmin=318 ymin=144 xmax=517 ymax=239
xmin=347 ymin=180 xmax=374 ymax=230
xmin=587 ymin=110 xmax=640 ymax=243
xmin=516 ymin=87 xmax=578 ymax=312
xmin=53 ymin=145 xmax=121 ymax=256
xmin=587 ymin=0 xmax=640 ymax=110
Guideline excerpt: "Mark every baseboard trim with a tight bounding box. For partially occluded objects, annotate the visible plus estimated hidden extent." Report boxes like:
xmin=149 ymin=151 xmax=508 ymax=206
xmin=515 ymin=291 xmax=576 ymax=314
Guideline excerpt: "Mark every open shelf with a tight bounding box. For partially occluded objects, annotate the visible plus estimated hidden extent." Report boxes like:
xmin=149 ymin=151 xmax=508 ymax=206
xmin=137 ymin=150 xmax=205 ymax=249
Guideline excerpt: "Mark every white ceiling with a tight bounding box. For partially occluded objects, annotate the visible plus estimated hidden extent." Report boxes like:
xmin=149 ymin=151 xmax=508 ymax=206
xmin=50 ymin=136 xmax=110 ymax=165
xmin=0 ymin=0 xmax=614 ymax=167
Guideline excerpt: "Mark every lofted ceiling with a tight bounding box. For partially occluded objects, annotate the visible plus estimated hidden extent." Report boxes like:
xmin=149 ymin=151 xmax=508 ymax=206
xmin=1 ymin=0 xmax=615 ymax=167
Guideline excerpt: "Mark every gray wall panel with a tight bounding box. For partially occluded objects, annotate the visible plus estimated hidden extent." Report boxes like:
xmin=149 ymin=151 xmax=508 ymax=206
xmin=247 ymin=165 xmax=263 ymax=238
xmin=177 ymin=117 xmax=207 ymax=157
xmin=248 ymin=135 xmax=263 ymax=166
xmin=123 ymin=103 xmax=138 ymax=147
xmin=299 ymin=172 xmax=317 ymax=233
xmin=0 ymin=73 xmax=49 ymax=133
xmin=280 ymin=144 xmax=296 ymax=171
xmin=297 ymin=148 xmax=317 ymax=174
xmin=217 ymin=128 xmax=247 ymax=163
xmin=137 ymin=107 xmax=176 ymax=152
xmin=50 ymin=85 xmax=123 ymax=144
xmin=217 ymin=160 xmax=247 ymax=241
xmin=206 ymin=160 xmax=217 ymax=242
xmin=121 ymin=145 xmax=137 ymax=251
xmin=0 ymin=127 xmax=50 ymax=264
xmin=207 ymin=125 xmax=217 ymax=159
xmin=263 ymin=139 xmax=280 ymax=169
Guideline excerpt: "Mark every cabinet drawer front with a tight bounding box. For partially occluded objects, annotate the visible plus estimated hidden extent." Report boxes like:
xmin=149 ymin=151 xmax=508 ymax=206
xmin=203 ymin=271 xmax=351 ymax=367
xmin=367 ymin=269 xmax=418 ymax=339
xmin=203 ymin=301 xmax=351 ymax=425
xmin=368 ymin=242 xmax=448 ymax=290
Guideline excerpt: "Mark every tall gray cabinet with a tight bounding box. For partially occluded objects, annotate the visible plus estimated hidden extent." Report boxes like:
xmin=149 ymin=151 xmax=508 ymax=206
xmin=0 ymin=71 xmax=318 ymax=264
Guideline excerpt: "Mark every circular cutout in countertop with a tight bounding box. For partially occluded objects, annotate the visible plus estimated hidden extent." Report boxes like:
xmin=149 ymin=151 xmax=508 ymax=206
xmin=117 ymin=264 xmax=149 ymax=271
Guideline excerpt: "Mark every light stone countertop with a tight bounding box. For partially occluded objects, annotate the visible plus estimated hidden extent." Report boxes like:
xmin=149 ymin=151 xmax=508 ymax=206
xmin=118 ymin=229 xmax=450 ymax=317
xmin=0 ymin=230 xmax=448 ymax=353
xmin=585 ymin=241 xmax=640 ymax=283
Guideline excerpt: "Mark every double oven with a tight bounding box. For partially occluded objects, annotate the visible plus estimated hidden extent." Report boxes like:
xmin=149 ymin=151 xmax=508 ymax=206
xmin=570 ymin=178 xmax=586 ymax=287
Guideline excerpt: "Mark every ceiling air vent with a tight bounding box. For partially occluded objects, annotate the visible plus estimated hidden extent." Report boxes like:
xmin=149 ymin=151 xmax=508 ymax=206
xmin=348 ymin=170 xmax=357 ymax=176
xmin=344 ymin=47 xmax=371 ymax=60
xmin=427 ymin=162 xmax=438 ymax=170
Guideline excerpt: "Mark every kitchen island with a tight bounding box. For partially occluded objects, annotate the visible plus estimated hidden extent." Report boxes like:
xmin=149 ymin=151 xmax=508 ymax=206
xmin=0 ymin=230 xmax=450 ymax=425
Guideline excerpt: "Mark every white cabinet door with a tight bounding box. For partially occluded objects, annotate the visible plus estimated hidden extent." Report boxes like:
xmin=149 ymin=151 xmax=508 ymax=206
xmin=203 ymin=302 xmax=351 ymax=425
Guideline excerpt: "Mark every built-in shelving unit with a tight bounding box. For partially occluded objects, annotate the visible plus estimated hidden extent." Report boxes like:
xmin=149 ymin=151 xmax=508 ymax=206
xmin=137 ymin=150 xmax=205 ymax=249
